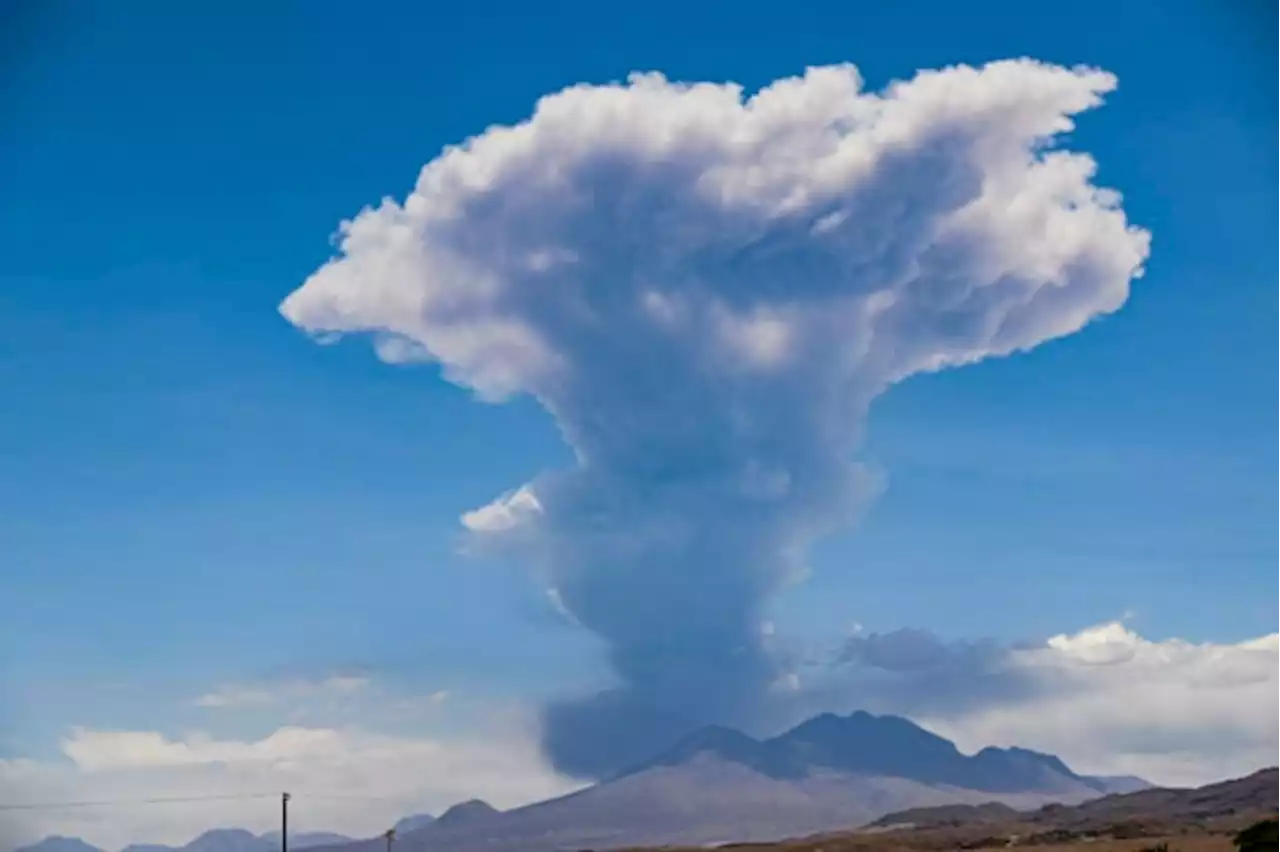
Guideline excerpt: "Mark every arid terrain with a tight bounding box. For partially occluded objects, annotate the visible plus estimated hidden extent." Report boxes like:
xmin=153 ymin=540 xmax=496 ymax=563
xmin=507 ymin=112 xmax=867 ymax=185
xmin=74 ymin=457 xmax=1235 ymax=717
xmin=625 ymin=768 xmax=1278 ymax=852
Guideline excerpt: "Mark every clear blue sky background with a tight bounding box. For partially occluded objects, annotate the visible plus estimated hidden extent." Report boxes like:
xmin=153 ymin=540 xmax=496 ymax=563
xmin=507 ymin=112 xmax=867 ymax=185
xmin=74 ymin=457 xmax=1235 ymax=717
xmin=1 ymin=0 xmax=1275 ymax=754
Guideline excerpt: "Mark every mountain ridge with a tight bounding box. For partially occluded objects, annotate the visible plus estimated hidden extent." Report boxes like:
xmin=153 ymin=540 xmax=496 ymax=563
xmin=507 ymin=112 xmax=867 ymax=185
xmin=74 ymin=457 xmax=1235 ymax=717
xmin=431 ymin=799 xmax=499 ymax=828
xmin=12 ymin=711 xmax=1160 ymax=852
xmin=18 ymin=827 xmax=356 ymax=852
xmin=274 ymin=711 xmax=1144 ymax=851
xmin=867 ymin=767 xmax=1279 ymax=830
xmin=390 ymin=814 xmax=434 ymax=835
xmin=625 ymin=710 xmax=1135 ymax=795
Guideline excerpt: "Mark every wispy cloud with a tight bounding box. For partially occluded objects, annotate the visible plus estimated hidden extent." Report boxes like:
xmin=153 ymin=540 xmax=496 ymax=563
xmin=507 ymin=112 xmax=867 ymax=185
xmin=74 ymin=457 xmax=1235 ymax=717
xmin=386 ymin=689 xmax=453 ymax=720
xmin=192 ymin=687 xmax=276 ymax=709
xmin=191 ymin=674 xmax=371 ymax=710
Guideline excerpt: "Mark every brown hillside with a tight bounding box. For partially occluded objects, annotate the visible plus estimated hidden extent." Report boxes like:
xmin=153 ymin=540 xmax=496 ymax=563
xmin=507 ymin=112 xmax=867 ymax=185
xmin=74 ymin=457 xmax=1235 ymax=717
xmin=624 ymin=768 xmax=1278 ymax=852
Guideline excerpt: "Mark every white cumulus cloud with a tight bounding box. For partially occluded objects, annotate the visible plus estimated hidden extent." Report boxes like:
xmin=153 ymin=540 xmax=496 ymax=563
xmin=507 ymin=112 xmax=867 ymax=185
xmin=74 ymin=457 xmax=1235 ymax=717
xmin=1 ymin=721 xmax=579 ymax=851
xmin=282 ymin=60 xmax=1148 ymax=404
xmin=460 ymin=484 xmax=543 ymax=534
xmin=826 ymin=621 xmax=1279 ymax=787
xmin=939 ymin=624 xmax=1280 ymax=786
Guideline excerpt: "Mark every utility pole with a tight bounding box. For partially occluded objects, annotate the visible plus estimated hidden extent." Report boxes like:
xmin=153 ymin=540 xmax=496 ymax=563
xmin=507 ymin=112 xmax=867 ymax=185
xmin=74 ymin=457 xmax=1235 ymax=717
xmin=281 ymin=792 xmax=291 ymax=852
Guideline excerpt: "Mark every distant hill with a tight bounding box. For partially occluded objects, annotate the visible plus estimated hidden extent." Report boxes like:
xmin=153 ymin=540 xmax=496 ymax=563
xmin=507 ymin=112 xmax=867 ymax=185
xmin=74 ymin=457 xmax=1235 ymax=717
xmin=1030 ymin=767 xmax=1278 ymax=829
xmin=869 ymin=767 xmax=1278 ymax=831
xmin=656 ymin=769 xmax=1280 ymax=852
xmin=17 ymin=839 xmax=105 ymax=852
xmin=431 ymin=799 xmax=499 ymax=829
xmin=260 ymin=831 xmax=353 ymax=850
xmin=867 ymin=800 xmax=1023 ymax=829
xmin=180 ymin=830 xmax=264 ymax=852
xmin=1087 ymin=775 xmax=1154 ymax=795
xmin=390 ymin=814 xmax=435 ymax=835
xmin=19 ymin=828 xmax=354 ymax=852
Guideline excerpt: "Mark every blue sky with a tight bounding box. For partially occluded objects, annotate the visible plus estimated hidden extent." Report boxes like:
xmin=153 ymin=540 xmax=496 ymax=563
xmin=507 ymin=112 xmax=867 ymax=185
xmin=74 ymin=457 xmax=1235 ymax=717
xmin=0 ymin=0 xmax=1275 ymax=840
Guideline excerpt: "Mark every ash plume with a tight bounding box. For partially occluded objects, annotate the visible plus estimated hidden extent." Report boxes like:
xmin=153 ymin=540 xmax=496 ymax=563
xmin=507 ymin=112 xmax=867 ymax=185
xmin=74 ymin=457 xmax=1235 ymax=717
xmin=281 ymin=60 xmax=1150 ymax=778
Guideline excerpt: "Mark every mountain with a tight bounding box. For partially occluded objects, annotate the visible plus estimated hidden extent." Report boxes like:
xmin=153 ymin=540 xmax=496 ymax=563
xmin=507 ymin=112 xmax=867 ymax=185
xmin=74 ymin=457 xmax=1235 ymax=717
xmin=631 ymin=724 xmax=808 ymax=778
xmin=18 ymin=838 xmax=106 ymax=852
xmin=326 ymin=761 xmax=1085 ymax=852
xmin=1087 ymin=774 xmax=1155 ymax=795
xmin=325 ymin=712 xmax=1114 ymax=852
xmin=391 ymin=814 xmax=435 ymax=835
xmin=180 ymin=830 xmax=263 ymax=852
xmin=260 ymin=832 xmax=354 ymax=849
xmin=431 ymin=800 xmax=499 ymax=828
xmin=1033 ymin=767 xmax=1278 ymax=828
xmin=11 ymin=712 xmax=1194 ymax=852
xmin=628 ymin=711 xmax=1113 ymax=794
xmin=870 ymin=768 xmax=1276 ymax=830
xmin=18 ymin=829 xmax=353 ymax=852
xmin=866 ymin=800 xmax=1023 ymax=829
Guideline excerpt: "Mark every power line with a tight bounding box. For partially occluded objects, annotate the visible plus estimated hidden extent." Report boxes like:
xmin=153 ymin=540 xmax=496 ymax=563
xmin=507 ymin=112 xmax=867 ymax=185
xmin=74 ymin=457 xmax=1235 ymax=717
xmin=0 ymin=791 xmax=417 ymax=812
xmin=0 ymin=792 xmax=279 ymax=812
xmin=299 ymin=793 xmax=413 ymax=802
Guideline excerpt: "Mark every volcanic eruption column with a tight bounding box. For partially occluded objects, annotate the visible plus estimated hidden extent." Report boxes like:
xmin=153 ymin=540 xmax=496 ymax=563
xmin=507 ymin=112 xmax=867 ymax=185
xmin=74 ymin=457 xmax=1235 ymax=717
xmin=281 ymin=60 xmax=1150 ymax=778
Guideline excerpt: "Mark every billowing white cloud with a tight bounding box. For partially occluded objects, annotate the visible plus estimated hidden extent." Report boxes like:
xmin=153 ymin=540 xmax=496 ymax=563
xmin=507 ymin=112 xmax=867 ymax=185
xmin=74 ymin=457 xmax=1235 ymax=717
xmin=58 ymin=726 xmax=345 ymax=772
xmin=283 ymin=60 xmax=1147 ymax=405
xmin=281 ymin=59 xmax=1150 ymax=777
xmin=460 ymin=485 xmax=543 ymax=534
xmin=1 ymin=721 xmax=580 ymax=851
xmin=824 ymin=621 xmax=1279 ymax=787
xmin=938 ymin=624 xmax=1279 ymax=786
